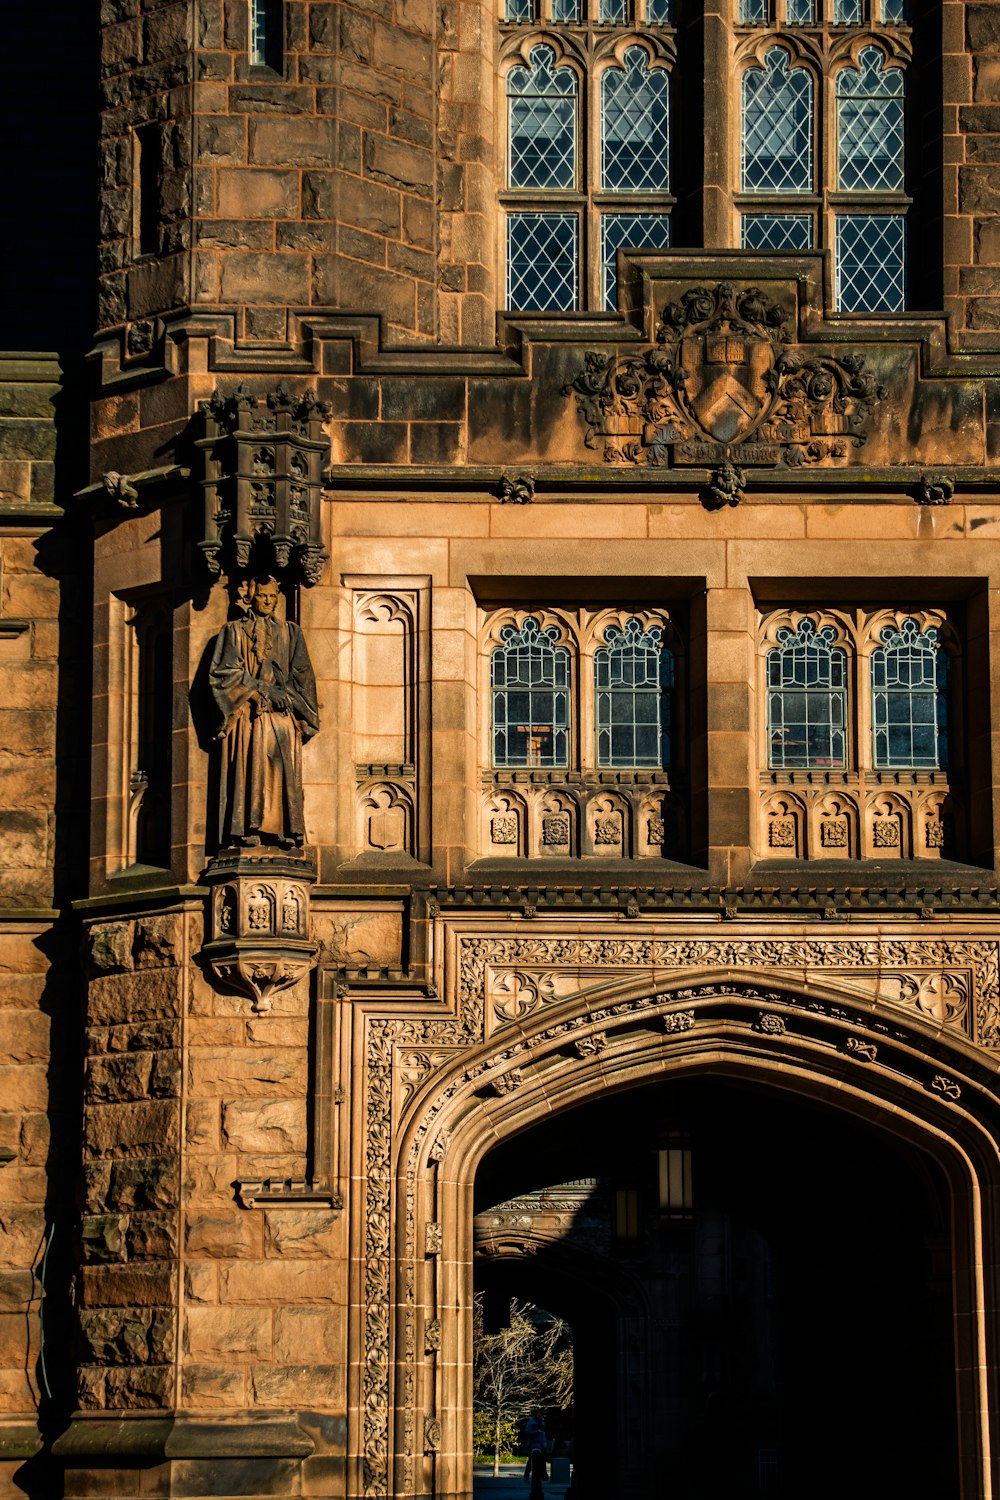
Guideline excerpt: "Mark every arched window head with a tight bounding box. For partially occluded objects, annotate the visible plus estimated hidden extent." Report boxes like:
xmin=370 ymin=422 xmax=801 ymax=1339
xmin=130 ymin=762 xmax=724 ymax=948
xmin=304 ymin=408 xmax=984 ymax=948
xmin=508 ymin=45 xmax=578 ymax=190
xmin=837 ymin=47 xmax=904 ymax=191
xmin=767 ymin=619 xmax=848 ymax=770
xmin=742 ymin=48 xmax=814 ymax=194
xmin=601 ymin=48 xmax=669 ymax=192
xmin=871 ymin=618 xmax=949 ymax=770
xmin=595 ymin=619 xmax=674 ymax=769
xmin=491 ymin=617 xmax=571 ymax=768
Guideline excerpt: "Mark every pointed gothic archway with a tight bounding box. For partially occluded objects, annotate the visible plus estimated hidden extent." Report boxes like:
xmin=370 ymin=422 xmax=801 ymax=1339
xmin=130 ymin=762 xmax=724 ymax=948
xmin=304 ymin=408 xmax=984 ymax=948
xmin=354 ymin=938 xmax=1000 ymax=1500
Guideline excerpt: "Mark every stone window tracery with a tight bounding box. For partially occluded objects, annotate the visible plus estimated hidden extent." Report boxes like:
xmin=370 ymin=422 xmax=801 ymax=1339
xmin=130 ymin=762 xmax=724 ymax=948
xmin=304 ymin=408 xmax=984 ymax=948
xmin=501 ymin=11 xmax=675 ymax=312
xmin=759 ymin=608 xmax=958 ymax=860
xmin=736 ymin=5 xmax=910 ymax=311
xmin=482 ymin=608 xmax=684 ymax=858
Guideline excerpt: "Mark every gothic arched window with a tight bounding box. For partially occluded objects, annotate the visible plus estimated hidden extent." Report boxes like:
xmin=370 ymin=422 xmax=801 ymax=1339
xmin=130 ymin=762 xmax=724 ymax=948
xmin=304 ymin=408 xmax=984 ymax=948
xmin=503 ymin=15 xmax=674 ymax=313
xmin=491 ymin=617 xmax=571 ymax=767
xmin=741 ymin=48 xmax=813 ymax=193
xmin=871 ymin=618 xmax=949 ymax=769
xmin=595 ymin=618 xmax=674 ymax=768
xmin=767 ymin=619 xmax=848 ymax=769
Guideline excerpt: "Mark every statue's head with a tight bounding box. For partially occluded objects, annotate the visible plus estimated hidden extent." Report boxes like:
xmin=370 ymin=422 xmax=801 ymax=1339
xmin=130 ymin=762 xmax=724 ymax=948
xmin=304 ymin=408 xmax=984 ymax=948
xmin=250 ymin=577 xmax=280 ymax=618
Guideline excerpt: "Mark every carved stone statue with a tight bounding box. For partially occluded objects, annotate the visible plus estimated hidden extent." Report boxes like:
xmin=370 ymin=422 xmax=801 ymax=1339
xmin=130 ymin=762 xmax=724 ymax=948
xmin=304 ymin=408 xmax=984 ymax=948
xmin=210 ymin=577 xmax=319 ymax=848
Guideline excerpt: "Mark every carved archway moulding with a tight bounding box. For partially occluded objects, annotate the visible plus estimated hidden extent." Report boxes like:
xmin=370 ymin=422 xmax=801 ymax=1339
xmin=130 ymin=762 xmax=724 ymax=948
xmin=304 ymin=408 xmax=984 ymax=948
xmin=355 ymin=929 xmax=1000 ymax=1500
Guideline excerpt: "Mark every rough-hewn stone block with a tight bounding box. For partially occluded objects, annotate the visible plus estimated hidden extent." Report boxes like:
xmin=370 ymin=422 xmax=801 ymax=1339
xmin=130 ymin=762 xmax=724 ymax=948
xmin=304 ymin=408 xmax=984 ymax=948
xmin=186 ymin=1306 xmax=272 ymax=1358
xmin=221 ymin=1098 xmax=306 ymax=1153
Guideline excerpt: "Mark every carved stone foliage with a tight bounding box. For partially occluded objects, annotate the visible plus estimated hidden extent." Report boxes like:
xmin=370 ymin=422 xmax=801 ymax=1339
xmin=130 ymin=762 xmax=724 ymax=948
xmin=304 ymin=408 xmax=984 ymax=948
xmin=356 ymin=927 xmax=1000 ymax=1498
xmin=196 ymin=381 xmax=330 ymax=589
xmin=563 ymin=281 xmax=886 ymax=469
xmin=456 ymin=934 xmax=997 ymax=1042
xmin=201 ymin=851 xmax=316 ymax=1014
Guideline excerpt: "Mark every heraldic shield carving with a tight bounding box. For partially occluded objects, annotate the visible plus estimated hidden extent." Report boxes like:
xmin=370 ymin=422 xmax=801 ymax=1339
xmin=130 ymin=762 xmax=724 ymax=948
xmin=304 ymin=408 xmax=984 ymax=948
xmin=564 ymin=281 xmax=887 ymax=469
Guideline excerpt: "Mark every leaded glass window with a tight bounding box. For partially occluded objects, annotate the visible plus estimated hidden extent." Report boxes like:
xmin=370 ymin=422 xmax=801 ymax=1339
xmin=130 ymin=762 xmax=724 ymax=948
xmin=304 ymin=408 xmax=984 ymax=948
xmin=507 ymin=213 xmax=579 ymax=311
xmin=837 ymin=48 xmax=904 ymax=191
xmin=786 ymin=0 xmax=815 ymax=22
xmin=881 ymin=0 xmax=907 ymax=21
xmin=552 ymin=0 xmax=581 ymax=20
xmin=601 ymin=49 xmax=669 ymax=192
xmin=767 ymin=620 xmax=848 ymax=769
xmin=742 ymin=49 xmax=813 ymax=193
xmin=741 ymin=213 xmax=812 ymax=249
xmin=602 ymin=212 xmax=672 ymax=308
xmin=646 ymin=0 xmax=671 ymax=22
xmin=739 ymin=0 xmax=769 ymax=23
xmin=835 ymin=214 xmax=905 ymax=311
xmin=505 ymin=0 xmax=533 ymax=20
xmin=871 ymin=619 xmax=949 ymax=769
xmin=492 ymin=618 xmax=571 ymax=768
xmin=508 ymin=46 xmax=577 ymax=190
xmin=600 ymin=0 xmax=630 ymax=22
xmin=833 ymin=0 xmax=862 ymax=22
xmin=595 ymin=619 xmax=674 ymax=768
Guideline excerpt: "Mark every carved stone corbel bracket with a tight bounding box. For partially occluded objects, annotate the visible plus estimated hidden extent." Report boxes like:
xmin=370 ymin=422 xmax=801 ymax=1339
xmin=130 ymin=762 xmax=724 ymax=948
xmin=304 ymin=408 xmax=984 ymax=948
xmin=201 ymin=848 xmax=318 ymax=1014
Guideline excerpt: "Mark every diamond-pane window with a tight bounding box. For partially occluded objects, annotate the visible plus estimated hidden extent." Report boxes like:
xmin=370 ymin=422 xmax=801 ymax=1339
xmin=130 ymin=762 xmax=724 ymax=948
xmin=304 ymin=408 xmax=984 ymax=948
xmin=881 ymin=0 xmax=907 ymax=20
xmin=646 ymin=0 xmax=672 ymax=21
xmin=505 ymin=0 xmax=534 ymax=18
xmin=600 ymin=0 xmax=629 ymax=20
xmin=596 ymin=619 xmax=673 ymax=768
xmin=507 ymin=213 xmax=579 ymax=311
xmin=871 ymin=619 xmax=948 ymax=770
xmin=786 ymin=0 xmax=815 ymax=19
xmin=835 ymin=214 xmax=905 ymax=311
xmin=741 ymin=213 xmax=813 ymax=249
xmin=552 ymin=0 xmax=581 ymax=18
xmin=837 ymin=48 xmax=904 ymax=191
xmin=492 ymin=617 xmax=571 ymax=768
xmin=742 ymin=49 xmax=813 ymax=192
xmin=740 ymin=0 xmax=769 ymax=21
xmin=508 ymin=46 xmax=578 ymax=190
xmin=601 ymin=48 xmax=669 ymax=191
xmin=602 ymin=213 xmax=672 ymax=309
xmin=833 ymin=0 xmax=862 ymax=20
xmin=767 ymin=619 xmax=848 ymax=769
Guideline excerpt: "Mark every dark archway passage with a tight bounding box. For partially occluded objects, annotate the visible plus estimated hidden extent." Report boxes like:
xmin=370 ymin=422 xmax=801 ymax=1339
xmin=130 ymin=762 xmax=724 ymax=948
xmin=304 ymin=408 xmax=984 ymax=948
xmin=472 ymin=1075 xmax=958 ymax=1500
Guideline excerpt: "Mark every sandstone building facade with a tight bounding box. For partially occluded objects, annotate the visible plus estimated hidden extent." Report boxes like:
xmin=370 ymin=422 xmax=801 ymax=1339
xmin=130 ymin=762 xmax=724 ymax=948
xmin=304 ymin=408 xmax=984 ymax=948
xmin=4 ymin=0 xmax=1000 ymax=1495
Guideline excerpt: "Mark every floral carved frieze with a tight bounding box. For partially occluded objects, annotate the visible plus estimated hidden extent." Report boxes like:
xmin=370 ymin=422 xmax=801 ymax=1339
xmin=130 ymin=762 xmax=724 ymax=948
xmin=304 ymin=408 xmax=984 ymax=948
xmin=461 ymin=934 xmax=1000 ymax=1044
xmin=563 ymin=281 xmax=886 ymax=470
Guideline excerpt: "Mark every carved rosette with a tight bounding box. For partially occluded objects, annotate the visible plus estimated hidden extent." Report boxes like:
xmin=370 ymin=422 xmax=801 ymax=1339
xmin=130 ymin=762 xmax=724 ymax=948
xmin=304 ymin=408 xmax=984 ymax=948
xmin=196 ymin=381 xmax=331 ymax=589
xmin=201 ymin=850 xmax=317 ymax=1013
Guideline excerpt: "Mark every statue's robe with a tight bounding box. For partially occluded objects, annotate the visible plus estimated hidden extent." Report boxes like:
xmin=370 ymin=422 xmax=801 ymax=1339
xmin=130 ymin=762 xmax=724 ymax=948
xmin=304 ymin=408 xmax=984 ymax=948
xmin=209 ymin=614 xmax=319 ymax=845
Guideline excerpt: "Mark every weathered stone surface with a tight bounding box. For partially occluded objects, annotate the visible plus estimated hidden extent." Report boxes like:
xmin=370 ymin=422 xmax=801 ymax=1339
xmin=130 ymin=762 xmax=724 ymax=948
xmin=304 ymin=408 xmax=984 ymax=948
xmin=222 ymin=1262 xmax=344 ymax=1305
xmin=105 ymin=1364 xmax=172 ymax=1408
xmin=185 ymin=1213 xmax=260 ymax=1259
xmin=88 ymin=969 xmax=182 ymax=1025
xmin=189 ymin=1048 xmax=306 ymax=1097
xmin=250 ymin=1364 xmax=342 ymax=1406
xmin=221 ymin=1099 xmax=307 ymax=1154
xmin=185 ymin=1306 xmax=272 ymax=1358
xmin=0 ymin=1272 xmax=34 ymax=1314
xmin=80 ymin=1214 xmax=128 ymax=1263
xmin=263 ymin=1209 xmax=340 ymax=1260
xmin=272 ymin=1307 xmax=343 ymax=1363
xmin=107 ymin=1158 xmax=179 ymax=1213
xmin=80 ymin=1265 xmax=175 ymax=1309
xmin=181 ymin=1363 xmax=246 ymax=1407
xmin=85 ymin=1100 xmax=180 ymax=1159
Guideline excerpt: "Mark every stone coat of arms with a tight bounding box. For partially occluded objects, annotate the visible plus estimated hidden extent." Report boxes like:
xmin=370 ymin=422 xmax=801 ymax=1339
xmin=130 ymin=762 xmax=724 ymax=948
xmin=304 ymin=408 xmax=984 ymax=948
xmin=564 ymin=282 xmax=887 ymax=469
